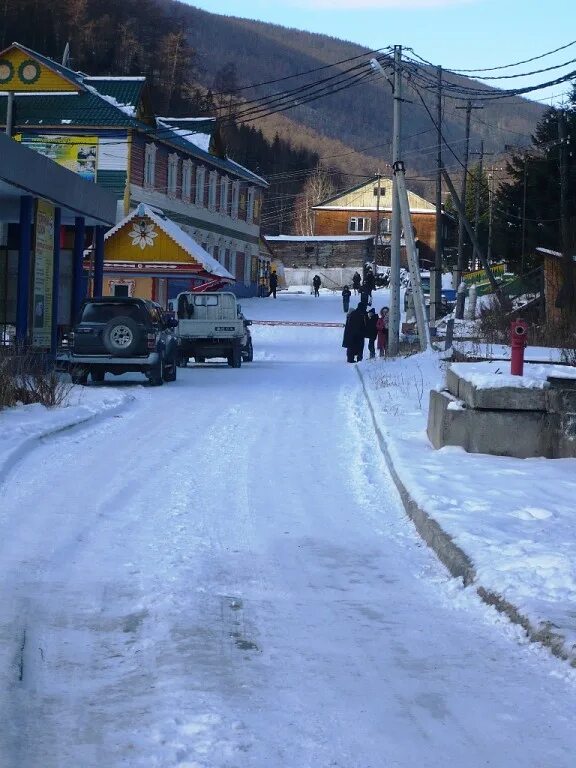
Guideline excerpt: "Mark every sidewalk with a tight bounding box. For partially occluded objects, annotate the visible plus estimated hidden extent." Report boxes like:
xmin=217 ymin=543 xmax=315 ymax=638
xmin=0 ymin=386 xmax=131 ymax=483
xmin=358 ymin=351 xmax=576 ymax=666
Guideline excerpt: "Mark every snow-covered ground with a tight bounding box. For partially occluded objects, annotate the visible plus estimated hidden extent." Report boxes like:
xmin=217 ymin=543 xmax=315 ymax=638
xmin=0 ymin=289 xmax=575 ymax=767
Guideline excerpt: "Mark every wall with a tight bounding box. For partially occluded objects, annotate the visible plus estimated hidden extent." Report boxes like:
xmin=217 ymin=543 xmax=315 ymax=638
xmin=266 ymin=238 xmax=373 ymax=269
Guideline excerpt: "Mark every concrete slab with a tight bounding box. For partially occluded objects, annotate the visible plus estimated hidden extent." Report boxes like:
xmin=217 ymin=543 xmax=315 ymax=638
xmin=457 ymin=376 xmax=548 ymax=411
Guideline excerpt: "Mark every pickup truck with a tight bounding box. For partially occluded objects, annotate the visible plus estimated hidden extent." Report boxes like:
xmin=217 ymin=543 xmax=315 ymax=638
xmin=171 ymin=291 xmax=253 ymax=368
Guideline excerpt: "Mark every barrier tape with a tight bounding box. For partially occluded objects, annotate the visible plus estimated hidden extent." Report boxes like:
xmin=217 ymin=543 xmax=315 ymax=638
xmin=251 ymin=320 xmax=345 ymax=328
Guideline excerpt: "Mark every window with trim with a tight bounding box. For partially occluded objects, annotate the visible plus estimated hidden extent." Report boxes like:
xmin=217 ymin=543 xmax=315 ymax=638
xmin=231 ymin=181 xmax=240 ymax=219
xmin=247 ymin=187 xmax=255 ymax=224
xmin=167 ymin=153 xmax=179 ymax=197
xmin=195 ymin=166 xmax=206 ymax=206
xmin=144 ymin=144 xmax=157 ymax=188
xmin=208 ymin=171 xmax=218 ymax=210
xmin=379 ymin=218 xmax=392 ymax=234
xmin=182 ymin=160 xmax=192 ymax=200
xmin=349 ymin=216 xmax=371 ymax=233
xmin=220 ymin=176 xmax=229 ymax=215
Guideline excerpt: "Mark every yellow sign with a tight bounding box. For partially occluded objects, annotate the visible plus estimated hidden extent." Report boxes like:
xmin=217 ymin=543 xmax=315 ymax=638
xmin=32 ymin=200 xmax=55 ymax=348
xmin=16 ymin=134 xmax=98 ymax=182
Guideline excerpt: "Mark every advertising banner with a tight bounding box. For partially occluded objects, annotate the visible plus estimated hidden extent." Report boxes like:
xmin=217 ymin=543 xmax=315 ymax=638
xmin=32 ymin=199 xmax=55 ymax=348
xmin=16 ymin=134 xmax=98 ymax=182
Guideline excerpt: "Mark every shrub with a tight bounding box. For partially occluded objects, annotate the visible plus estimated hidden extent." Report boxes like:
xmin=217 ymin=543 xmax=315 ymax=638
xmin=0 ymin=349 xmax=71 ymax=410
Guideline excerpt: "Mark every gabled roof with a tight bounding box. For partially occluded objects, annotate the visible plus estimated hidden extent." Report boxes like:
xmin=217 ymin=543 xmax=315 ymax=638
xmin=0 ymin=92 xmax=140 ymax=128
xmin=0 ymin=42 xmax=84 ymax=90
xmin=105 ymin=203 xmax=234 ymax=280
xmin=83 ymin=77 xmax=146 ymax=111
xmin=313 ymin=177 xmax=436 ymax=213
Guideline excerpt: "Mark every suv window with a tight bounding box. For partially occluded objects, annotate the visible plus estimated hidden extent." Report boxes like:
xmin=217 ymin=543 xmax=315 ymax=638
xmin=80 ymin=303 xmax=147 ymax=324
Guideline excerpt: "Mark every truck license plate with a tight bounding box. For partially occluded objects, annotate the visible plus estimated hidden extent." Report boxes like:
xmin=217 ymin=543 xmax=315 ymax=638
xmin=215 ymin=326 xmax=235 ymax=331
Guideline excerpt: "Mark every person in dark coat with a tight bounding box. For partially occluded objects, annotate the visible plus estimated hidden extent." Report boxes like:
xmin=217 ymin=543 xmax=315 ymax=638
xmin=359 ymin=284 xmax=372 ymax=307
xmin=312 ymin=274 xmax=322 ymax=297
xmin=342 ymin=303 xmax=367 ymax=363
xmin=352 ymin=271 xmax=362 ymax=294
xmin=341 ymin=285 xmax=351 ymax=312
xmin=366 ymin=308 xmax=378 ymax=358
xmin=269 ymin=270 xmax=278 ymax=298
xmin=364 ymin=267 xmax=376 ymax=297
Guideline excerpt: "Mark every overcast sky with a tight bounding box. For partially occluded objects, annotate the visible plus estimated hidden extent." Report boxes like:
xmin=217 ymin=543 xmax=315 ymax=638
xmin=184 ymin=0 xmax=576 ymax=104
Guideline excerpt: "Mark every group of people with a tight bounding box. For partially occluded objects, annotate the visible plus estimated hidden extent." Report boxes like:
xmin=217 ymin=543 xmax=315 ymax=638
xmin=342 ymin=302 xmax=389 ymax=363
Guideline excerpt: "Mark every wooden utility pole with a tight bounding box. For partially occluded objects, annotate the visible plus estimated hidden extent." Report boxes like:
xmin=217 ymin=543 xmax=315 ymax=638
xmin=557 ymin=109 xmax=575 ymax=318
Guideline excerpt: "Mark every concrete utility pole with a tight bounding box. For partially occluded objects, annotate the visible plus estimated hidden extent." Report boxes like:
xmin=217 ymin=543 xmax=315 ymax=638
xmin=431 ymin=66 xmax=443 ymax=323
xmin=389 ymin=45 xmax=402 ymax=355
xmin=394 ymin=161 xmax=430 ymax=351
xmin=374 ymin=171 xmax=381 ymax=274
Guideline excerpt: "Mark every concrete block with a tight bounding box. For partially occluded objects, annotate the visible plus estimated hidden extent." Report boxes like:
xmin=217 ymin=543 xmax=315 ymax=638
xmin=558 ymin=413 xmax=576 ymax=458
xmin=445 ymin=367 xmax=460 ymax=398
xmin=457 ymin=377 xmax=548 ymax=411
xmin=426 ymin=389 xmax=468 ymax=450
xmin=465 ymin=409 xmax=554 ymax=458
xmin=547 ymin=388 xmax=576 ymax=414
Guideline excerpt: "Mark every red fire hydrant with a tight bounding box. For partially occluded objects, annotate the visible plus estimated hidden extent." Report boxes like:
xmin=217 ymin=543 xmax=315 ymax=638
xmin=510 ymin=319 xmax=529 ymax=376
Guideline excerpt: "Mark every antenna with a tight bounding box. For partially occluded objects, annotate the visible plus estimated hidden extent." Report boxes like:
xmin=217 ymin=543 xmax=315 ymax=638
xmin=62 ymin=42 xmax=70 ymax=67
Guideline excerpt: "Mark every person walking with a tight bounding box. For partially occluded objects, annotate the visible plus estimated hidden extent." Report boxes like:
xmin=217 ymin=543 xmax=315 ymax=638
xmin=269 ymin=270 xmax=278 ymax=299
xmin=352 ymin=271 xmax=362 ymax=295
xmin=359 ymin=283 xmax=372 ymax=307
xmin=342 ymin=302 xmax=367 ymax=363
xmin=366 ymin=308 xmax=378 ymax=358
xmin=376 ymin=306 xmax=389 ymax=357
xmin=341 ymin=285 xmax=351 ymax=313
xmin=364 ymin=267 xmax=375 ymax=298
xmin=312 ymin=274 xmax=322 ymax=297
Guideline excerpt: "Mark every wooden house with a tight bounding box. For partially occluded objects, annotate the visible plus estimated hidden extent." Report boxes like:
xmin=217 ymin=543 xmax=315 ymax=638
xmin=312 ymin=178 xmax=455 ymax=268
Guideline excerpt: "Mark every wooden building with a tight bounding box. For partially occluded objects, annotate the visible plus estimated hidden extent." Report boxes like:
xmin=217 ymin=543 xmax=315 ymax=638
xmin=312 ymin=178 xmax=455 ymax=268
xmin=536 ymin=247 xmax=576 ymax=324
xmin=0 ymin=42 xmax=269 ymax=301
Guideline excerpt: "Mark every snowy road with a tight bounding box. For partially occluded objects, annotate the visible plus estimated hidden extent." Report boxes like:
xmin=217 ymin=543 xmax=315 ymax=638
xmin=0 ymin=293 xmax=575 ymax=767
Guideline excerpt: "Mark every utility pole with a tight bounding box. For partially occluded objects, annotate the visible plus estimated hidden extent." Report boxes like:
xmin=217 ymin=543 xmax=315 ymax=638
xmin=389 ymin=45 xmax=402 ymax=355
xmin=431 ymin=66 xmax=443 ymax=323
xmin=374 ymin=171 xmax=381 ymax=275
xmin=557 ymin=108 xmax=574 ymax=318
xmin=521 ymin=154 xmax=528 ymax=273
xmin=472 ymin=140 xmax=484 ymax=271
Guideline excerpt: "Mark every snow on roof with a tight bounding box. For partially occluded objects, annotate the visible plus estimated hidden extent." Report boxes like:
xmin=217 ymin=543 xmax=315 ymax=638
xmin=156 ymin=119 xmax=211 ymax=153
xmin=84 ymin=84 xmax=136 ymax=118
xmin=264 ymin=235 xmax=373 ymax=242
xmin=105 ymin=203 xmax=234 ymax=280
xmin=536 ymin=246 xmax=576 ymax=262
xmin=85 ymin=76 xmax=146 ymax=82
xmin=225 ymin=158 xmax=269 ymax=187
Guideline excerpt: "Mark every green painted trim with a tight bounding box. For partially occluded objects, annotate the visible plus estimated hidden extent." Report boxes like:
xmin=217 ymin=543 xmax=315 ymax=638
xmin=18 ymin=59 xmax=41 ymax=84
xmin=0 ymin=59 xmax=14 ymax=84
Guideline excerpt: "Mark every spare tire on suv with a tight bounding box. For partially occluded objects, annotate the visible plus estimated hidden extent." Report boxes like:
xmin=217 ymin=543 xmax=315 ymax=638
xmin=102 ymin=316 xmax=142 ymax=356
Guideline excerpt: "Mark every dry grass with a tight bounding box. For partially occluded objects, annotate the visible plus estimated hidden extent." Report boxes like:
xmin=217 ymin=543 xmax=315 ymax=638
xmin=0 ymin=349 xmax=71 ymax=410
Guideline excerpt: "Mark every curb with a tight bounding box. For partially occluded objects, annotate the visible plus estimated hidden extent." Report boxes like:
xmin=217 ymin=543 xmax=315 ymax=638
xmin=357 ymin=366 xmax=576 ymax=668
xmin=0 ymin=394 xmax=133 ymax=489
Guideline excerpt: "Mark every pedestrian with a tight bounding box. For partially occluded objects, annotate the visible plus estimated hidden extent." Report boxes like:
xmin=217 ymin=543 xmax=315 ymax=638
xmin=269 ymin=270 xmax=278 ymax=299
xmin=359 ymin=283 xmax=372 ymax=307
xmin=341 ymin=285 xmax=351 ymax=313
xmin=376 ymin=306 xmax=389 ymax=357
xmin=312 ymin=274 xmax=322 ymax=297
xmin=352 ymin=271 xmax=362 ymax=295
xmin=366 ymin=308 xmax=378 ymax=359
xmin=342 ymin=302 xmax=367 ymax=363
xmin=364 ymin=267 xmax=375 ymax=297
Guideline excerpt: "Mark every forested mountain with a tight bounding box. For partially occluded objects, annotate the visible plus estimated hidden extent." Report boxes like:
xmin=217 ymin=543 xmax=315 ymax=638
xmin=1 ymin=0 xmax=548 ymax=233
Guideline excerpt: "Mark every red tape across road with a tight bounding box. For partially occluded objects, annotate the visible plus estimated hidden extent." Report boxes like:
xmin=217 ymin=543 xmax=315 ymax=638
xmin=252 ymin=320 xmax=345 ymax=328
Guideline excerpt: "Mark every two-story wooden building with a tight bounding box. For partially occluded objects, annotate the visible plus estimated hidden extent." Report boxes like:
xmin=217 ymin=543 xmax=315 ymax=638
xmin=0 ymin=42 xmax=269 ymax=300
xmin=312 ymin=178 xmax=454 ymax=268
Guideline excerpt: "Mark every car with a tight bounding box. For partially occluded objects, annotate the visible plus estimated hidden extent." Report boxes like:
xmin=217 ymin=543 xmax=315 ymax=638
xmin=171 ymin=291 xmax=253 ymax=368
xmin=57 ymin=297 xmax=179 ymax=386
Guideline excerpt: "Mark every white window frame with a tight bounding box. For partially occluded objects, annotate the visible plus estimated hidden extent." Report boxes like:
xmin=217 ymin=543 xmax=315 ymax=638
xmin=182 ymin=160 xmax=192 ymax=201
xmin=220 ymin=176 xmax=229 ymax=215
xmin=379 ymin=217 xmax=392 ymax=234
xmin=247 ymin=186 xmax=255 ymax=224
xmin=144 ymin=143 xmax=157 ymax=189
xmin=167 ymin=153 xmax=179 ymax=197
xmin=349 ymin=216 xmax=371 ymax=233
xmin=208 ymin=171 xmax=218 ymax=211
xmin=195 ymin=166 xmax=206 ymax=207
xmin=231 ymin=181 xmax=240 ymax=220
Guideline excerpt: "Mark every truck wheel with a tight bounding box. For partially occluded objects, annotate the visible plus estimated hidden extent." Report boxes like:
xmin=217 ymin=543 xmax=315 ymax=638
xmin=163 ymin=357 xmax=177 ymax=382
xmin=242 ymin=339 xmax=253 ymax=363
xmin=91 ymin=369 xmax=105 ymax=383
xmin=228 ymin=343 xmax=242 ymax=368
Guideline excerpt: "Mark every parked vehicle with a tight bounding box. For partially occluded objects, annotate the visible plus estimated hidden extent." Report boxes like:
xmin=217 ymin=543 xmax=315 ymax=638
xmin=57 ymin=297 xmax=179 ymax=385
xmin=170 ymin=291 xmax=253 ymax=368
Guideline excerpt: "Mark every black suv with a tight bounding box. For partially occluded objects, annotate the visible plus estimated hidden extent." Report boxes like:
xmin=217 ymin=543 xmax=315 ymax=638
xmin=58 ymin=298 xmax=179 ymax=386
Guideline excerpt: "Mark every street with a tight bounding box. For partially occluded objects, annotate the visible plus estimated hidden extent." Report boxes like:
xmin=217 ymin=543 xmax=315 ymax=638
xmin=0 ymin=292 xmax=574 ymax=768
